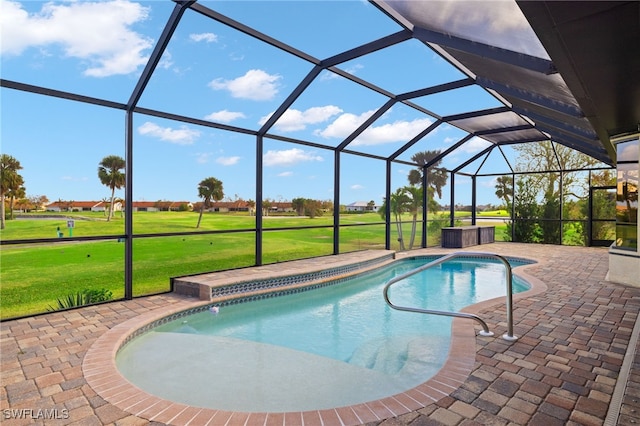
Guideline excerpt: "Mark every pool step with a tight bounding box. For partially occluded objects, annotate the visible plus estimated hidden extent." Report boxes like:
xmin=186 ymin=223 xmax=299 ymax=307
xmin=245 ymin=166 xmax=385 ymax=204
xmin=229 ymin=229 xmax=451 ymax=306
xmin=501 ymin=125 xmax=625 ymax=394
xmin=347 ymin=335 xmax=449 ymax=375
xmin=173 ymin=250 xmax=396 ymax=300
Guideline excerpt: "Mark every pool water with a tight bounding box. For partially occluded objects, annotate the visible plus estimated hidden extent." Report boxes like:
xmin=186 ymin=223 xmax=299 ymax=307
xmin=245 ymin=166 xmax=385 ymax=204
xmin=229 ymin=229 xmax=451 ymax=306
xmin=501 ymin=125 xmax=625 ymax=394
xmin=116 ymin=257 xmax=530 ymax=412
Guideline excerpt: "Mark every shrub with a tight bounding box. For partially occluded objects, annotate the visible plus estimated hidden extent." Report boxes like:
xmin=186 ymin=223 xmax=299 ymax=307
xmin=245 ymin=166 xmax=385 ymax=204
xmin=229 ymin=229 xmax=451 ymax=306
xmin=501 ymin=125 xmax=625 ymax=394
xmin=47 ymin=288 xmax=113 ymax=312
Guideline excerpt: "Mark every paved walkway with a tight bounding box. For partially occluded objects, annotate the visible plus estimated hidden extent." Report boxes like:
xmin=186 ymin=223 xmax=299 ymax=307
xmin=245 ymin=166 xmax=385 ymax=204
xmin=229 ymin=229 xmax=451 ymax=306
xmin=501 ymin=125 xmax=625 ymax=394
xmin=1 ymin=243 xmax=639 ymax=425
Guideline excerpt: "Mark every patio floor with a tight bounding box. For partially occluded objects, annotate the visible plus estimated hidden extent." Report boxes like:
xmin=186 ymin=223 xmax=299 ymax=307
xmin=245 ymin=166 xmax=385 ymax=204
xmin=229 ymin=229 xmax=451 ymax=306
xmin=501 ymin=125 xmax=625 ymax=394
xmin=1 ymin=243 xmax=640 ymax=425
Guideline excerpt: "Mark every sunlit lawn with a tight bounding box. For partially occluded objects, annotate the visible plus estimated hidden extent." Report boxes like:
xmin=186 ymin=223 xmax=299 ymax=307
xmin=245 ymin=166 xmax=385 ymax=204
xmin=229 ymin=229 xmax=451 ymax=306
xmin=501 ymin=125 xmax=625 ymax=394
xmin=0 ymin=211 xmax=508 ymax=319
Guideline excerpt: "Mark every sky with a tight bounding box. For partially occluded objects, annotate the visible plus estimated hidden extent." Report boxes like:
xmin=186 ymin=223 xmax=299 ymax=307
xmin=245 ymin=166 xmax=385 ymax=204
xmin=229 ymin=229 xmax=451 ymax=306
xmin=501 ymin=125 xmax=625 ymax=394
xmin=0 ymin=0 xmax=604 ymax=208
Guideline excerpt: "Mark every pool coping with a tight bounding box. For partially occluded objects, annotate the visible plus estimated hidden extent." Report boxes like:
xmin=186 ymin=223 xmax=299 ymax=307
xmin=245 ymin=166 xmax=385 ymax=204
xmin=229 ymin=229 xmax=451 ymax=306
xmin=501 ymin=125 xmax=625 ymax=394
xmin=82 ymin=251 xmax=548 ymax=426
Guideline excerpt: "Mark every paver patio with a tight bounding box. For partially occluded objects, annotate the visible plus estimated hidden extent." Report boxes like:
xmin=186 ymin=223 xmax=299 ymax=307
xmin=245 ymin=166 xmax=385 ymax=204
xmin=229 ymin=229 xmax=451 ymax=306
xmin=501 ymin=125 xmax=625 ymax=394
xmin=1 ymin=243 xmax=639 ymax=425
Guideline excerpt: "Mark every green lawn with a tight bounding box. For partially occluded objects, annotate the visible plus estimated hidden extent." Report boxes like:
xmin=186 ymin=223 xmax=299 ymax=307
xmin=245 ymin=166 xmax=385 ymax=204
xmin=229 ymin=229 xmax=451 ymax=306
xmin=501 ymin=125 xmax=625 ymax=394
xmin=0 ymin=211 xmax=508 ymax=319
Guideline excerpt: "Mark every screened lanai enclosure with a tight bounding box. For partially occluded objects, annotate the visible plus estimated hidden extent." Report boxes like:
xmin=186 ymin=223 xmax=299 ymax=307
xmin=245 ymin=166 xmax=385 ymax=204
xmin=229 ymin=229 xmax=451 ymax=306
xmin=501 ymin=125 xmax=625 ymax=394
xmin=1 ymin=0 xmax=638 ymax=319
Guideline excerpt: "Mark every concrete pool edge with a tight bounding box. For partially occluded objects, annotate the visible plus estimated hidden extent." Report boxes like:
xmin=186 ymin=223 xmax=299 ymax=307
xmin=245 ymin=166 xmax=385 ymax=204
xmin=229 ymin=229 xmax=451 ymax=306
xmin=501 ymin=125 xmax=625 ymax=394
xmin=83 ymin=250 xmax=547 ymax=426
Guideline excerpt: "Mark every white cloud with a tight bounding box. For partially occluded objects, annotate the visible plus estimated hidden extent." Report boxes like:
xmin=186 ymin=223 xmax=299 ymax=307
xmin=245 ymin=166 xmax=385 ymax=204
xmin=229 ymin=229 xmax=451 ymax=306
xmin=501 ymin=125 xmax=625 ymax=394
xmin=138 ymin=122 xmax=200 ymax=145
xmin=345 ymin=63 xmax=364 ymax=75
xmin=263 ymin=148 xmax=323 ymax=167
xmin=0 ymin=0 xmax=152 ymax=77
xmin=351 ymin=184 xmax=364 ymax=190
xmin=316 ymin=110 xmax=433 ymax=146
xmin=190 ymin=33 xmax=217 ymax=43
xmin=195 ymin=153 xmax=212 ymax=164
xmin=158 ymin=51 xmax=173 ymax=70
xmin=216 ymin=156 xmax=241 ymax=166
xmin=482 ymin=177 xmax=499 ymax=188
xmin=277 ymin=171 xmax=293 ymax=177
xmin=320 ymin=64 xmax=363 ymax=81
xmin=319 ymin=70 xmax=339 ymax=81
xmin=204 ymin=110 xmax=246 ymax=123
xmin=316 ymin=110 xmax=375 ymax=139
xmin=320 ymin=70 xmax=342 ymax=81
xmin=209 ymin=69 xmax=281 ymax=101
xmin=459 ymin=136 xmax=493 ymax=153
xmin=354 ymin=117 xmax=434 ymax=146
xmin=259 ymin=105 xmax=343 ymax=132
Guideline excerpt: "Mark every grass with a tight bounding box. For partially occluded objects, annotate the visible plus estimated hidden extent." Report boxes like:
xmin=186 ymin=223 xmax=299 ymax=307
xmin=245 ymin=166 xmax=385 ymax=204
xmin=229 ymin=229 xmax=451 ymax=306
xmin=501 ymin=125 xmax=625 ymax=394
xmin=0 ymin=211 xmax=508 ymax=319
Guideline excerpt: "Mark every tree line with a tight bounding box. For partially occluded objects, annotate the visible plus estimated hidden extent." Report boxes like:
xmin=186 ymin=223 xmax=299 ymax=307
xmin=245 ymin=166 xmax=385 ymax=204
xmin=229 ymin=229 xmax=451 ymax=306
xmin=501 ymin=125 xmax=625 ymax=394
xmin=0 ymin=153 xmax=333 ymax=229
xmin=492 ymin=142 xmax=614 ymax=245
xmin=0 ymin=154 xmax=25 ymax=229
xmin=377 ymin=149 xmax=448 ymax=251
xmin=376 ymin=142 xmax=614 ymax=250
xmin=3 ymin=142 xmax=613 ymax=242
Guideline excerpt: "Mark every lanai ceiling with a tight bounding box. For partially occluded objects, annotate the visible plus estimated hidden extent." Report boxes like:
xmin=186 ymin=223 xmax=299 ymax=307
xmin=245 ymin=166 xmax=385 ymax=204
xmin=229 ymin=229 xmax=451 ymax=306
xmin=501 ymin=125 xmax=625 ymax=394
xmin=378 ymin=0 xmax=640 ymax=164
xmin=367 ymin=0 xmax=640 ymax=166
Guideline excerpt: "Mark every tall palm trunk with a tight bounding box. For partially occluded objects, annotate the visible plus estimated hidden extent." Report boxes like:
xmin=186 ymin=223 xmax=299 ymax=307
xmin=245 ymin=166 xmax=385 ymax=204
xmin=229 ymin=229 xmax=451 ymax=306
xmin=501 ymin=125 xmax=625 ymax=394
xmin=0 ymin=194 xmax=5 ymax=230
xmin=107 ymin=188 xmax=115 ymax=222
xmin=9 ymin=196 xmax=15 ymax=220
xmin=409 ymin=212 xmax=417 ymax=249
xmin=196 ymin=205 xmax=205 ymax=228
xmin=395 ymin=212 xmax=406 ymax=251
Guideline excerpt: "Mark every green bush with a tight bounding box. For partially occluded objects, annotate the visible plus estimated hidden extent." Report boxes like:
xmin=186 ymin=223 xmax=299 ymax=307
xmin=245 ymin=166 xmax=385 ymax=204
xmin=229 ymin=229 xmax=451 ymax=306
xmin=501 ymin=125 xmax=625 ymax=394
xmin=47 ymin=288 xmax=113 ymax=312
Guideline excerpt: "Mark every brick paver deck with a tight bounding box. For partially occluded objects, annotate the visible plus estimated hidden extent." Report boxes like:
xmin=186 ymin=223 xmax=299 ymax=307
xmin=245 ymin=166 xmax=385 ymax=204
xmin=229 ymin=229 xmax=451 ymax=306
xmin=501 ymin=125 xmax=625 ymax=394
xmin=1 ymin=243 xmax=639 ymax=425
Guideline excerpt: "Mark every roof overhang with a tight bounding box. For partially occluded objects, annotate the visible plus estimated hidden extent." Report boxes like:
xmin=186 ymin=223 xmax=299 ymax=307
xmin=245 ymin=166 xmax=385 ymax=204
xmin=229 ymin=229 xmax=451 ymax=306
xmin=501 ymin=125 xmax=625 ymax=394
xmin=378 ymin=0 xmax=640 ymax=166
xmin=517 ymin=1 xmax=640 ymax=162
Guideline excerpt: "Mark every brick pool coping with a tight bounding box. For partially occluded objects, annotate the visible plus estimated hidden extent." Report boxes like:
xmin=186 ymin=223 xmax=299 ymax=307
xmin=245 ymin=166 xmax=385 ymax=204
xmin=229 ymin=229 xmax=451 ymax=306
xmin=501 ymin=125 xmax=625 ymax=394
xmin=82 ymin=250 xmax=548 ymax=426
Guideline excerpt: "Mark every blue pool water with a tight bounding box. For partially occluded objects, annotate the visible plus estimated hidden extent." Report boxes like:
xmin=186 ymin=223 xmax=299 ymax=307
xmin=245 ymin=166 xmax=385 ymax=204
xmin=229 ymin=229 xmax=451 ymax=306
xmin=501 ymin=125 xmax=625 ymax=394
xmin=116 ymin=256 xmax=531 ymax=412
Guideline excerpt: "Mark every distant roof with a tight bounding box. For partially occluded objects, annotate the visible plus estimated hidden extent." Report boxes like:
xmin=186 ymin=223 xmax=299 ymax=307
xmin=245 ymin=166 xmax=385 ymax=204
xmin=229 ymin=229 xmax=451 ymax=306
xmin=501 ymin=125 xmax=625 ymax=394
xmin=47 ymin=201 xmax=105 ymax=208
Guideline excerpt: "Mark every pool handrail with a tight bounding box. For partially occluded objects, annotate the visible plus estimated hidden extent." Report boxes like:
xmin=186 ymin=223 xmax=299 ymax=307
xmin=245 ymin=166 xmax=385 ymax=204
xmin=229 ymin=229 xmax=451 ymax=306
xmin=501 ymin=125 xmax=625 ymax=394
xmin=383 ymin=251 xmax=518 ymax=341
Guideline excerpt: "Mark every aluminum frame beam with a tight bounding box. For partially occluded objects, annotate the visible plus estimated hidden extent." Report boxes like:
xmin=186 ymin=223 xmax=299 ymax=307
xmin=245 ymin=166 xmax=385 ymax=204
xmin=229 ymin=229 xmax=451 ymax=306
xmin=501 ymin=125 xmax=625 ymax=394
xmin=413 ymin=26 xmax=558 ymax=75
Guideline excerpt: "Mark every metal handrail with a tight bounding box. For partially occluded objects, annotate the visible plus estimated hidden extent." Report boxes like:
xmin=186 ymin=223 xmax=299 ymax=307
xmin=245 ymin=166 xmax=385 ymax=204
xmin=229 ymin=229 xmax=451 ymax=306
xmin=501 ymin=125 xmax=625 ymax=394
xmin=383 ymin=252 xmax=518 ymax=341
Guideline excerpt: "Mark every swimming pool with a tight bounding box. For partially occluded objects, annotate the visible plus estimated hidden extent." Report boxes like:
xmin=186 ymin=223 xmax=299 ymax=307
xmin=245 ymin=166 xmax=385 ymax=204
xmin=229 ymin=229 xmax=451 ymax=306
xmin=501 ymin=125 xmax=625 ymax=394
xmin=116 ymin=256 xmax=531 ymax=413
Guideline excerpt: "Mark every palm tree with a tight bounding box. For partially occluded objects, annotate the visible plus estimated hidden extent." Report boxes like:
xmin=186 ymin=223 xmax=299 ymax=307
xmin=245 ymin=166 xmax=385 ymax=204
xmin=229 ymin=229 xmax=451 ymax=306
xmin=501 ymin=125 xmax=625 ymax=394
xmin=98 ymin=155 xmax=125 ymax=222
xmin=404 ymin=185 xmax=423 ymax=249
xmin=263 ymin=199 xmax=272 ymax=217
xmin=292 ymin=197 xmax=306 ymax=216
xmin=100 ymin=197 xmax=110 ymax=217
xmin=7 ymin=178 xmax=26 ymax=220
xmin=379 ymin=188 xmax=411 ymax=251
xmin=196 ymin=177 xmax=224 ymax=228
xmin=0 ymin=154 xmax=24 ymax=229
xmin=494 ymin=175 xmax=513 ymax=209
xmin=114 ymin=197 xmax=125 ymax=218
xmin=404 ymin=150 xmax=449 ymax=247
xmin=407 ymin=150 xmax=448 ymax=199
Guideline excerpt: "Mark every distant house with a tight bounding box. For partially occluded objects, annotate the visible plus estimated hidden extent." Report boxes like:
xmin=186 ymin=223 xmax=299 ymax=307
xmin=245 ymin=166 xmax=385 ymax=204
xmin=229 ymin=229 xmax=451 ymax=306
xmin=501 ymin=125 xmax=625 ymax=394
xmin=45 ymin=200 xmax=196 ymax=213
xmin=131 ymin=201 xmax=159 ymax=212
xmin=170 ymin=201 xmax=193 ymax=211
xmin=209 ymin=200 xmax=251 ymax=213
xmin=46 ymin=201 xmax=121 ymax=212
xmin=131 ymin=201 xmax=193 ymax=212
xmin=345 ymin=201 xmax=378 ymax=212
xmin=156 ymin=201 xmax=193 ymax=211
xmin=267 ymin=202 xmax=294 ymax=213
